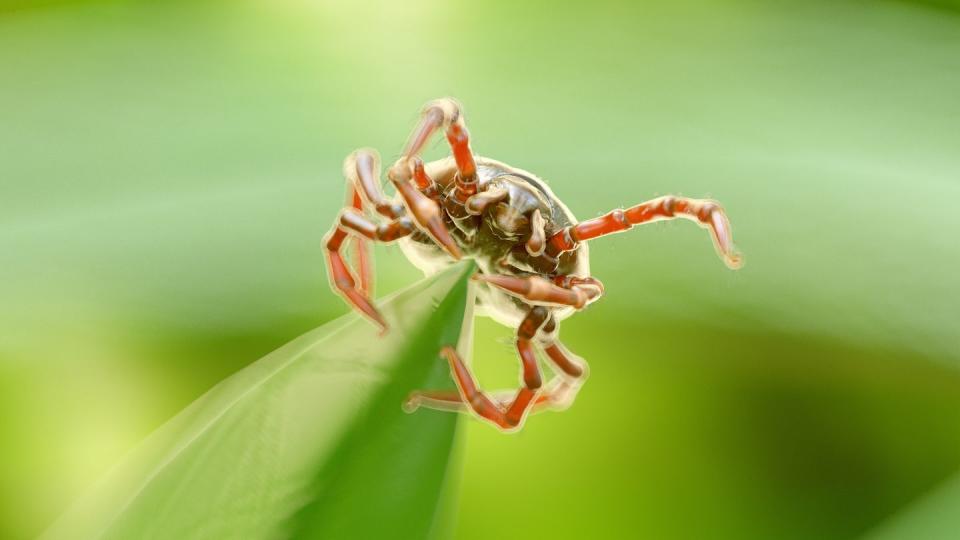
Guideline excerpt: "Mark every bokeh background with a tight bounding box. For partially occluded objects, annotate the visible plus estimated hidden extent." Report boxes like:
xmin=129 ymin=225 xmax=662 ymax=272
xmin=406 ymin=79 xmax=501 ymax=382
xmin=1 ymin=0 xmax=959 ymax=538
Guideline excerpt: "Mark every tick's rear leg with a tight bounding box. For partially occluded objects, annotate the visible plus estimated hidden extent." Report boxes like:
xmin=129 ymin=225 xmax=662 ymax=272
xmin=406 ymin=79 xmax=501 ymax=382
xmin=407 ymin=307 xmax=550 ymax=431
xmin=404 ymin=337 xmax=591 ymax=422
xmin=533 ymin=339 xmax=590 ymax=412
xmin=440 ymin=345 xmax=540 ymax=430
xmin=403 ymin=278 xmax=596 ymax=425
xmin=405 ymin=307 xmax=594 ymax=431
xmin=546 ymin=196 xmax=742 ymax=269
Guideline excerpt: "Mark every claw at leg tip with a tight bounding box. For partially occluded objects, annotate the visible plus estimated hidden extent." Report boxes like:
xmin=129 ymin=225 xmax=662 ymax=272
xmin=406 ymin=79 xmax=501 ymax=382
xmin=402 ymin=394 xmax=420 ymax=413
xmin=369 ymin=314 xmax=389 ymax=335
xmin=441 ymin=242 xmax=462 ymax=260
xmin=724 ymin=251 xmax=744 ymax=270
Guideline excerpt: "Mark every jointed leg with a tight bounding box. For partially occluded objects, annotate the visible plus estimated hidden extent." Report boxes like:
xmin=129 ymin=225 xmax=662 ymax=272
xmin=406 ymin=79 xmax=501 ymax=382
xmin=339 ymin=209 xmax=416 ymax=243
xmin=546 ymin=196 xmax=742 ymax=268
xmin=324 ymin=210 xmax=416 ymax=331
xmin=405 ymin=332 xmax=591 ymax=425
xmin=347 ymin=188 xmax=373 ymax=296
xmin=374 ymin=100 xmax=479 ymax=259
xmin=409 ymin=157 xmax=440 ymax=200
xmin=389 ymin=98 xmax=478 ymax=203
xmin=342 ymin=148 xmax=407 ymax=295
xmin=474 ymin=274 xmax=604 ymax=309
xmin=405 ymin=274 xmax=597 ymax=425
xmin=440 ymin=345 xmax=540 ymax=430
xmin=530 ymin=372 xmax=587 ymax=413
xmin=390 ymin=165 xmax=462 ymax=259
xmin=344 ymin=149 xmax=404 ymax=219
xmin=544 ymin=340 xmax=586 ymax=378
xmin=328 ymin=133 xmax=463 ymax=327
xmin=407 ymin=307 xmax=550 ymax=430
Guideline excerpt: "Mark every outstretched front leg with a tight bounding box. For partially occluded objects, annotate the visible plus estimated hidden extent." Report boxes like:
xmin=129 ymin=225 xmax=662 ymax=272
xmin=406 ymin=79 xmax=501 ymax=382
xmin=546 ymin=196 xmax=743 ymax=268
xmin=388 ymin=98 xmax=480 ymax=209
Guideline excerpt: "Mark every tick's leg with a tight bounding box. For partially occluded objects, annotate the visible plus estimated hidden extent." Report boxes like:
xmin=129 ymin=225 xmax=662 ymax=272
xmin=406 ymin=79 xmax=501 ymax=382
xmin=339 ymin=209 xmax=416 ymax=243
xmin=531 ymin=373 xmax=587 ymax=413
xmin=402 ymin=390 xmax=467 ymax=413
xmin=405 ymin=317 xmax=590 ymax=421
xmin=409 ymin=156 xmax=441 ymax=201
xmin=347 ymin=188 xmax=373 ymax=296
xmin=389 ymin=165 xmax=462 ymax=259
xmin=408 ymin=307 xmax=550 ymax=431
xmin=324 ymin=211 xmax=416 ymax=331
xmin=533 ymin=337 xmax=590 ymax=412
xmin=389 ymin=98 xmax=478 ymax=203
xmin=442 ymin=345 xmax=540 ymax=431
xmin=546 ymin=196 xmax=742 ymax=269
xmin=383 ymin=99 xmax=480 ymax=258
xmin=341 ymin=149 xmax=405 ymax=294
xmin=474 ymin=274 xmax=604 ymax=309
xmin=344 ymin=149 xmax=404 ymax=219
xmin=325 ymin=223 xmax=386 ymax=330
xmin=543 ymin=340 xmax=587 ymax=378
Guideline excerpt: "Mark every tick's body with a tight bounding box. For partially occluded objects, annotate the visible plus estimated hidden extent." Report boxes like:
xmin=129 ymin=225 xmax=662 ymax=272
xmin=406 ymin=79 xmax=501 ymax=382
xmin=398 ymin=156 xmax=588 ymax=329
xmin=325 ymin=98 xmax=741 ymax=431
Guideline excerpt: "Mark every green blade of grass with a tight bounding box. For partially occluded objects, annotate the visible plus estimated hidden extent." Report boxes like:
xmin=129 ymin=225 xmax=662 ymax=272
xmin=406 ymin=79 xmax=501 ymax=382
xmin=40 ymin=261 xmax=476 ymax=540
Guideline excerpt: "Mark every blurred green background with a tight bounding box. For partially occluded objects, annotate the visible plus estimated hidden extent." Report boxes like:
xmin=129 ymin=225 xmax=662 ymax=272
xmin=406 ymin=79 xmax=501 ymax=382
xmin=1 ymin=0 xmax=959 ymax=538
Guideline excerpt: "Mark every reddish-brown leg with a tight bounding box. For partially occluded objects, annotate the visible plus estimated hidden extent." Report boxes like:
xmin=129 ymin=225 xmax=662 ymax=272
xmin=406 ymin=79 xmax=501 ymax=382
xmin=389 ymin=98 xmax=478 ymax=203
xmin=546 ymin=196 xmax=742 ymax=268
xmin=474 ymin=274 xmax=604 ymax=309
xmin=324 ymin=210 xmax=416 ymax=331
xmin=325 ymin=225 xmax=385 ymax=330
xmin=342 ymin=149 xmax=406 ymax=295
xmin=345 ymin=149 xmax=404 ymax=219
xmin=543 ymin=340 xmax=586 ymax=378
xmin=409 ymin=156 xmax=441 ymax=200
xmin=407 ymin=307 xmax=550 ymax=431
xmin=405 ymin=336 xmax=590 ymax=420
xmin=339 ymin=209 xmax=416 ymax=243
xmin=402 ymin=390 xmax=468 ymax=413
xmin=327 ymin=144 xmax=453 ymax=326
xmin=530 ymin=370 xmax=588 ymax=413
xmin=441 ymin=345 xmax=539 ymax=430
xmin=348 ymin=188 xmax=373 ymax=296
xmin=390 ymin=167 xmax=462 ymax=259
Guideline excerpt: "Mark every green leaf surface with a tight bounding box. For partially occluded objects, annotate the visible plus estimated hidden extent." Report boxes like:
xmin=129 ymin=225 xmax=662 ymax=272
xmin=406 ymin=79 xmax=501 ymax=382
xmin=40 ymin=261 xmax=475 ymax=540
xmin=864 ymin=472 xmax=960 ymax=540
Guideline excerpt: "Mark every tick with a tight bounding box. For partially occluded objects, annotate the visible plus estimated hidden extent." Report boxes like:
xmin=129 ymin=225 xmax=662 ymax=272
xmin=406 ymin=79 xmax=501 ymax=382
xmin=325 ymin=98 xmax=741 ymax=431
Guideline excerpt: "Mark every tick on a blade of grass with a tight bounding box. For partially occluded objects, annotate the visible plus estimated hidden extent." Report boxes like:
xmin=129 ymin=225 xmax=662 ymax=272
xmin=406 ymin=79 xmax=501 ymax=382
xmin=324 ymin=98 xmax=742 ymax=431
